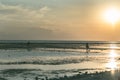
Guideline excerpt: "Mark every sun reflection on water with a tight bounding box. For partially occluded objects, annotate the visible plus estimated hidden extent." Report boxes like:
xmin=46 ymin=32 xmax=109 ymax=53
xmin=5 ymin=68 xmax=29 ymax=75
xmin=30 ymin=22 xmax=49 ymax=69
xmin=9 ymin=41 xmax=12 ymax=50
xmin=106 ymin=50 xmax=118 ymax=70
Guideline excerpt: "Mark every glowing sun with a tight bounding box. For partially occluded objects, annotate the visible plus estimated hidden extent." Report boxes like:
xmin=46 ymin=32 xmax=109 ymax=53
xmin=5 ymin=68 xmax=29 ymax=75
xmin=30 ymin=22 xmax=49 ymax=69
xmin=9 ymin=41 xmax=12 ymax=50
xmin=103 ymin=7 xmax=120 ymax=25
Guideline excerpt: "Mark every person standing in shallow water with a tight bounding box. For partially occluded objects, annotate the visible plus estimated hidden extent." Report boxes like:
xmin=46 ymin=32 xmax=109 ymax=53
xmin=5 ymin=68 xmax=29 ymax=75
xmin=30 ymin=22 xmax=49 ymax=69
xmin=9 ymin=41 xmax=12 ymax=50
xmin=86 ymin=43 xmax=89 ymax=53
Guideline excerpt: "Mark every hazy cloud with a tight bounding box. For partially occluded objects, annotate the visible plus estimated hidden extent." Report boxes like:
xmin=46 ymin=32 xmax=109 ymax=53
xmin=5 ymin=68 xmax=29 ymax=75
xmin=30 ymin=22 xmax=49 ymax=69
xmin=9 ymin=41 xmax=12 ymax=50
xmin=0 ymin=3 xmax=50 ymax=22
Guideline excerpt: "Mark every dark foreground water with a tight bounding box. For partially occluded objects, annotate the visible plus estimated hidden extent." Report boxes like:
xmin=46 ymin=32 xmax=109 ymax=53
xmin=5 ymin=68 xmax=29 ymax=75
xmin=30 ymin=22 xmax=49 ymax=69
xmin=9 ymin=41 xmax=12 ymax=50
xmin=0 ymin=41 xmax=120 ymax=80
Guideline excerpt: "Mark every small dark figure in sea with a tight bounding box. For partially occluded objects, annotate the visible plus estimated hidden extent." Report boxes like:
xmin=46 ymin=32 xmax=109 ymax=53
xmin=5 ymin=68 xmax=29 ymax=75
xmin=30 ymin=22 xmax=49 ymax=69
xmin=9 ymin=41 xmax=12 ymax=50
xmin=95 ymin=71 xmax=99 ymax=74
xmin=86 ymin=43 xmax=89 ymax=49
xmin=84 ymin=71 xmax=88 ymax=75
xmin=79 ymin=71 xmax=82 ymax=74
xmin=86 ymin=43 xmax=90 ymax=53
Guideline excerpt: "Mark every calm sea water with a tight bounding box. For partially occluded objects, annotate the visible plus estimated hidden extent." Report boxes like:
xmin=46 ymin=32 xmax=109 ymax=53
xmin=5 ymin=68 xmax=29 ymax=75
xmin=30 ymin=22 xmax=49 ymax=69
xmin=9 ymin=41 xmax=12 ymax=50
xmin=0 ymin=41 xmax=120 ymax=79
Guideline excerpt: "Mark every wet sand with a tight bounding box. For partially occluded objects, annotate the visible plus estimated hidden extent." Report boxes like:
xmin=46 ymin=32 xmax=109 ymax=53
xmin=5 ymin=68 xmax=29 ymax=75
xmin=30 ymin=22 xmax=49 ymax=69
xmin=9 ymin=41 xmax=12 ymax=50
xmin=49 ymin=70 xmax=120 ymax=80
xmin=1 ymin=69 xmax=120 ymax=80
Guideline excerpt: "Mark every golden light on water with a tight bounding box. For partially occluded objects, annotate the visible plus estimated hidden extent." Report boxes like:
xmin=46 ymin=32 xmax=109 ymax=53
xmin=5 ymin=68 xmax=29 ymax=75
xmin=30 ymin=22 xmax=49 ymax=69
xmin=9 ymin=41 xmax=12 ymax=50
xmin=110 ymin=44 xmax=119 ymax=49
xmin=109 ymin=49 xmax=117 ymax=58
xmin=103 ymin=7 xmax=120 ymax=25
xmin=106 ymin=58 xmax=117 ymax=70
xmin=106 ymin=50 xmax=118 ymax=70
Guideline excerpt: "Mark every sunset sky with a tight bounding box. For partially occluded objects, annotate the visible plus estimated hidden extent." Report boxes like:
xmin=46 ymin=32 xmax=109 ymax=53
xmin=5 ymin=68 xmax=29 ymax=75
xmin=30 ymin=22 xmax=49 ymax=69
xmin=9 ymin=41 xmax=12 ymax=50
xmin=0 ymin=0 xmax=120 ymax=40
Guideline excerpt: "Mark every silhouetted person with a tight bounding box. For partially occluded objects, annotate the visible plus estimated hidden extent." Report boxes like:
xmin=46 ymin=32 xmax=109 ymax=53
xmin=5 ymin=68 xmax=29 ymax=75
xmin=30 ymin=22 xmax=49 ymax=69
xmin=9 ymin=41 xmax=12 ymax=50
xmin=86 ymin=43 xmax=89 ymax=49
xmin=86 ymin=43 xmax=90 ymax=53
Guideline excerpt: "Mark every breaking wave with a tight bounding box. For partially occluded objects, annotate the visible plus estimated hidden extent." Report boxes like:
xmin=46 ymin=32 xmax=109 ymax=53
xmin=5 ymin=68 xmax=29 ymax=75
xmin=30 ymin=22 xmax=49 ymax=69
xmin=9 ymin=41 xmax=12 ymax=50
xmin=0 ymin=56 xmax=114 ymax=65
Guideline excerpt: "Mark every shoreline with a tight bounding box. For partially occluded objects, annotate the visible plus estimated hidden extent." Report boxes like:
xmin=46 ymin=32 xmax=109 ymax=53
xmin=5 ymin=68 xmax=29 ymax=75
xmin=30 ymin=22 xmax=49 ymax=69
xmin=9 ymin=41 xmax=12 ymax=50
xmin=0 ymin=69 xmax=120 ymax=80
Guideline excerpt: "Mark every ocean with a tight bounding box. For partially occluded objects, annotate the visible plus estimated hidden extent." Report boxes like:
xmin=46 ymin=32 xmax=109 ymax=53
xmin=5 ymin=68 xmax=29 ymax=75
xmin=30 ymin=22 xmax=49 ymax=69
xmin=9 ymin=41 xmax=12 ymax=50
xmin=0 ymin=40 xmax=120 ymax=80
